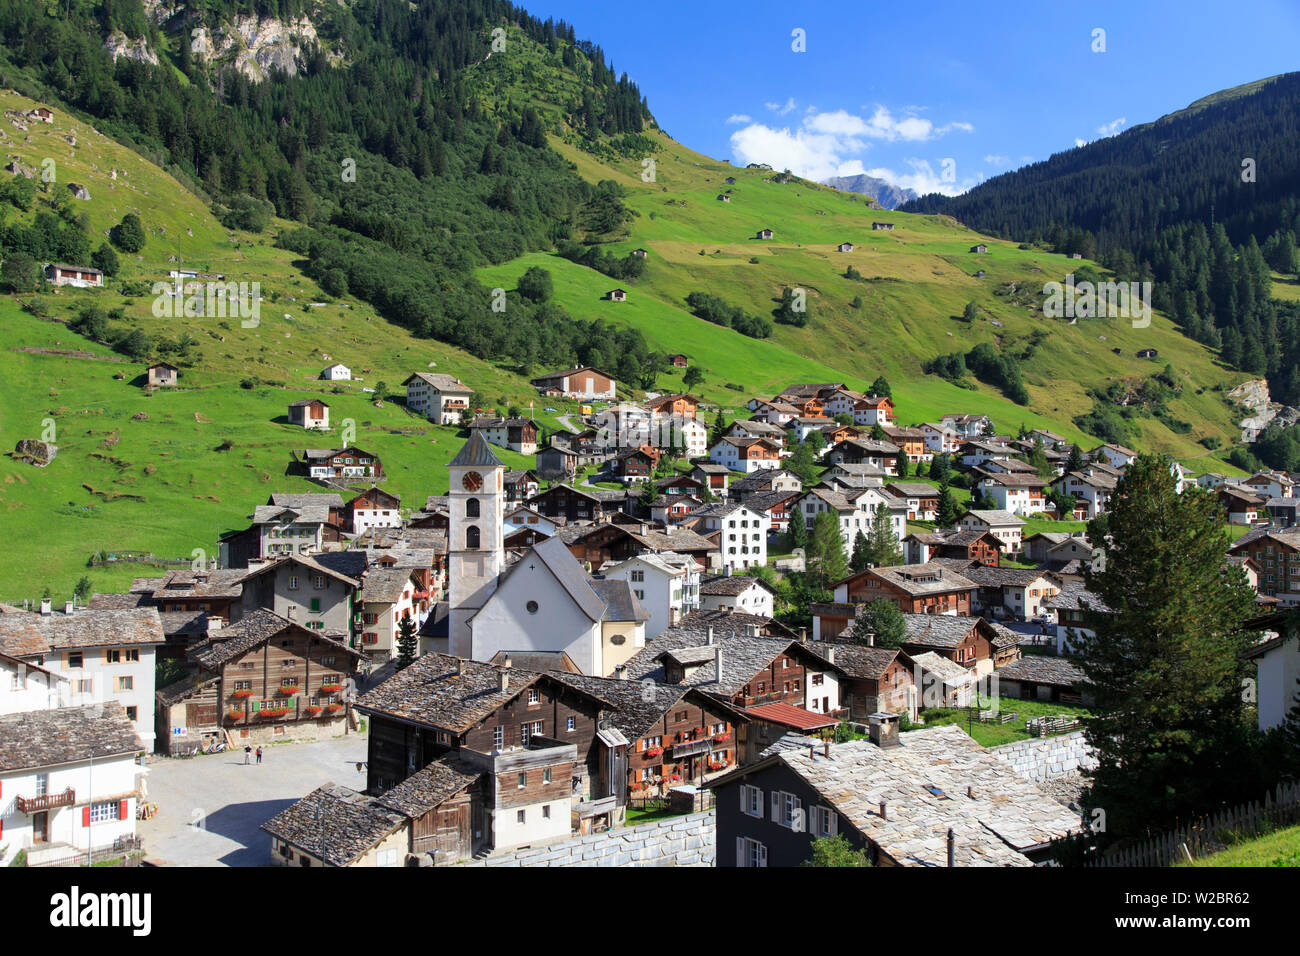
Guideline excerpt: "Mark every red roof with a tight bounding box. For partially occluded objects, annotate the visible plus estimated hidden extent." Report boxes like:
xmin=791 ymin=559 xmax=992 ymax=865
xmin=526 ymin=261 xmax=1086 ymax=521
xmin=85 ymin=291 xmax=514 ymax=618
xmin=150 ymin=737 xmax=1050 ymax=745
xmin=744 ymin=702 xmax=838 ymax=732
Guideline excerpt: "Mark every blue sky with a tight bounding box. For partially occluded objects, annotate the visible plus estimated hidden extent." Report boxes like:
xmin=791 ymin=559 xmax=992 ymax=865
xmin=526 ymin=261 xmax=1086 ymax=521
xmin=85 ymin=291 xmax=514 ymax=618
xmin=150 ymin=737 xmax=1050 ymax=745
xmin=520 ymin=0 xmax=1300 ymax=196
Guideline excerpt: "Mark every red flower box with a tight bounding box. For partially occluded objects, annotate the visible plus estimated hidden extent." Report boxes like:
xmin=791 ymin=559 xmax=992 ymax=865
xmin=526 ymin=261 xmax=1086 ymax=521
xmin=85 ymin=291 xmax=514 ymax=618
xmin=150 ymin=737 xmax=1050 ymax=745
xmin=231 ymin=689 xmax=253 ymax=699
xmin=646 ymin=747 xmax=663 ymax=757
xmin=259 ymin=707 xmax=290 ymax=719
xmin=319 ymin=683 xmax=344 ymax=694
xmin=326 ymin=703 xmax=343 ymax=713
xmin=713 ymin=733 xmax=731 ymax=743
xmin=303 ymin=706 xmax=322 ymax=717
xmin=277 ymin=686 xmax=300 ymax=697
xmin=226 ymin=710 xmax=244 ymax=722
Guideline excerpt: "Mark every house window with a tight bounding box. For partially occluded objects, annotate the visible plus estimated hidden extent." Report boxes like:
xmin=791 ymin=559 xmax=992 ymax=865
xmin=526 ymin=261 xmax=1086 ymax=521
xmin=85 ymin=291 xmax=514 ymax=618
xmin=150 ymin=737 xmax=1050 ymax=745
xmin=466 ymin=526 xmax=481 ymax=550
xmin=76 ymin=679 xmax=93 ymax=694
xmin=125 ymin=649 xmax=139 ymax=662
xmin=543 ymin=768 xmax=552 ymax=784
xmin=289 ymin=576 xmax=299 ymax=590
xmin=517 ymin=810 xmax=526 ymax=824
xmin=543 ymin=805 xmax=551 ymax=819
xmin=528 ymin=689 xmax=541 ymax=705
xmin=740 ymin=784 xmax=763 ymax=818
xmin=88 ymin=801 xmax=118 ymax=824
xmin=67 ymin=652 xmax=83 ymax=669
xmin=466 ymin=498 xmax=481 ymax=518
xmin=493 ymin=726 xmax=504 ymax=750
xmin=566 ymin=716 xmax=575 ymax=732
xmin=105 ymin=649 xmax=121 ymax=663
xmin=740 ymin=837 xmax=767 ymax=868
xmin=812 ymin=674 xmax=824 ymax=687
xmin=517 ymin=772 xmax=527 ymax=789
xmin=126 ymin=706 xmax=137 ymax=722
xmin=35 ymin=773 xmax=48 ymax=796
xmin=314 ymin=576 xmax=325 ymax=590
xmin=115 ymin=676 xmax=134 ymax=692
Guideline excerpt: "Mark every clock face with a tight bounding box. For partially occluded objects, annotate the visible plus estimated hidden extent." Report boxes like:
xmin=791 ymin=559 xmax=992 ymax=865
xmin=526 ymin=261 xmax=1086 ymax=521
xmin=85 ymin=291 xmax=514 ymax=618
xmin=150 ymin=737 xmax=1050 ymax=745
xmin=462 ymin=471 xmax=484 ymax=492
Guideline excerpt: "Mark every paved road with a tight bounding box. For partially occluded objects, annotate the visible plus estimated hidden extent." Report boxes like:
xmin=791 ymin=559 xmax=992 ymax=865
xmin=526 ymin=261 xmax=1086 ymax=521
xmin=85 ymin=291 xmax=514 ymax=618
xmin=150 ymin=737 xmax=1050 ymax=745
xmin=138 ymin=733 xmax=368 ymax=866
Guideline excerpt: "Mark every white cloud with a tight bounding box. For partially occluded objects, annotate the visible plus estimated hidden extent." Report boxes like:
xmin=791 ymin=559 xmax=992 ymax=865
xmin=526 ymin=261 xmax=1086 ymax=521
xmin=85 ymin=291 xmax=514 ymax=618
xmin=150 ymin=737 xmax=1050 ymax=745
xmin=1096 ymin=116 xmax=1127 ymax=137
xmin=983 ymin=154 xmax=1010 ymax=166
xmin=1074 ymin=137 xmax=1088 ymax=147
xmin=764 ymin=97 xmax=798 ymax=116
xmin=863 ymin=159 xmax=981 ymax=197
xmin=725 ymin=114 xmax=752 ymax=125
xmin=728 ymin=105 xmax=975 ymax=184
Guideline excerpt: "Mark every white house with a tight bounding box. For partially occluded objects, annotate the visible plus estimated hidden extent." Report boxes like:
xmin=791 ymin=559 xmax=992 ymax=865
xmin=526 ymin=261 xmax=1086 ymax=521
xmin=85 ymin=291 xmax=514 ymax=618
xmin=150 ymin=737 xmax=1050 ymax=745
xmin=346 ymin=487 xmax=402 ymax=535
xmin=0 ymin=651 xmax=67 ymax=715
xmin=320 ymin=363 xmax=351 ymax=381
xmin=651 ymin=416 xmax=708 ymax=458
xmin=357 ymin=568 xmax=421 ymax=662
xmin=919 ymin=423 xmax=962 ymax=455
xmin=504 ymin=506 xmax=563 ymax=539
xmin=599 ymin=552 xmax=701 ymax=639
xmin=958 ymin=510 xmax=1027 ymax=554
xmin=1092 ymin=443 xmax=1137 ymax=470
xmin=0 ymin=607 xmax=163 ymax=749
xmin=691 ymin=502 xmax=768 ymax=571
xmin=795 ymin=486 xmax=906 ymax=559
xmin=698 ymin=572 xmax=775 ymax=617
xmin=1245 ymin=626 xmax=1300 ymax=731
xmin=941 ymin=414 xmax=994 ymax=440
xmin=0 ymin=703 xmax=143 ymax=866
xmin=708 ymin=437 xmax=782 ymax=474
xmin=974 ymin=474 xmax=1051 ymax=516
xmin=403 ymin=372 xmax=474 ymax=425
xmin=1051 ymin=471 xmax=1118 ymax=519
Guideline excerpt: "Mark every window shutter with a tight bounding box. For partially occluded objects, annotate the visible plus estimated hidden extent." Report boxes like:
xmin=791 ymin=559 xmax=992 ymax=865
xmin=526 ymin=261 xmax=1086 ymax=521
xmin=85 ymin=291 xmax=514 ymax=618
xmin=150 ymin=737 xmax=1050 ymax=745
xmin=755 ymin=788 xmax=764 ymax=817
xmin=828 ymin=809 xmax=838 ymax=837
xmin=82 ymin=806 xmax=91 ymax=828
xmin=792 ymin=797 xmax=805 ymax=832
xmin=757 ymin=842 xmax=768 ymax=867
xmin=119 ymin=800 xmax=128 ymax=821
xmin=738 ymin=785 xmax=748 ymax=812
xmin=736 ymin=837 xmax=746 ymax=868
xmin=769 ymin=792 xmax=780 ymax=822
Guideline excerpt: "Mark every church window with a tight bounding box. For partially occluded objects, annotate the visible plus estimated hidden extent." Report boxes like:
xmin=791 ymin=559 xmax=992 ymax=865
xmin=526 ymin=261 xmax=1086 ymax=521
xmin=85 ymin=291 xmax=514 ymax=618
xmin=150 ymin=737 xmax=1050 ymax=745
xmin=465 ymin=498 xmax=480 ymax=518
xmin=466 ymin=526 xmax=481 ymax=550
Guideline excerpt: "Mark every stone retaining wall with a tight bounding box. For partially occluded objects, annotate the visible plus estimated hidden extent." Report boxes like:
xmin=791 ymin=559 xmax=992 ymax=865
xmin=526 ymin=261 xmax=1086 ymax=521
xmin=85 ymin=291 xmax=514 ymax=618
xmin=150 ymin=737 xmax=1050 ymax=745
xmin=462 ymin=809 xmax=716 ymax=867
xmin=990 ymin=731 xmax=1095 ymax=781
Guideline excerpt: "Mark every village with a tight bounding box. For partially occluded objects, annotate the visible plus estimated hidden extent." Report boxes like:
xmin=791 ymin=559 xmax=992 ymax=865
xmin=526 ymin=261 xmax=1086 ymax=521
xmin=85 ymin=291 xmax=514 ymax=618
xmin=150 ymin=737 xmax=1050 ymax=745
xmin=2 ymin=360 xmax=1296 ymax=869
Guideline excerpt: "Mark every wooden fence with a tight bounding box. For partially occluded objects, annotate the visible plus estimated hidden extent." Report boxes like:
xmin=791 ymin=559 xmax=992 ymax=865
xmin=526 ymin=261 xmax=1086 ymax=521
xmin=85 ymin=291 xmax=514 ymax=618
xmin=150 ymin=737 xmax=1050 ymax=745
xmin=1082 ymin=780 xmax=1300 ymax=867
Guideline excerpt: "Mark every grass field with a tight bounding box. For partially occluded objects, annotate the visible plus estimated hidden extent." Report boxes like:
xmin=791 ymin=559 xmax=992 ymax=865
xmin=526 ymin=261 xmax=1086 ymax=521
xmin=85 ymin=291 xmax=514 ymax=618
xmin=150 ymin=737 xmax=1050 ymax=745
xmin=1179 ymin=823 xmax=1300 ymax=867
xmin=914 ymin=699 xmax=1091 ymax=747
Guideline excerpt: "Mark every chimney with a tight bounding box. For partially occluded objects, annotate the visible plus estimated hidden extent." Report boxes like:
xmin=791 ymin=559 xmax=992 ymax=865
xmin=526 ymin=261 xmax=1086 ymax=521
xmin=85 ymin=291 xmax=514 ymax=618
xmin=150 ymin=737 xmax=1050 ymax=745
xmin=640 ymin=524 xmax=648 ymax=536
xmin=707 ymin=625 xmax=715 ymax=646
xmin=823 ymin=741 xmax=830 ymax=757
xmin=825 ymin=646 xmax=836 ymax=664
xmin=498 ymin=670 xmax=509 ymax=692
xmin=614 ymin=664 xmax=627 ymax=680
xmin=454 ymin=658 xmax=464 ymax=675
xmin=966 ymin=785 xmax=974 ymax=799
xmin=947 ymin=828 xmax=955 ymax=867
xmin=798 ymin=626 xmax=807 ymax=643
xmin=807 ymin=744 xmax=816 ymax=760
xmin=502 ymin=655 xmax=513 ymax=669
xmin=724 ymin=565 xmax=732 ymax=577
xmin=868 ymin=712 xmax=900 ymax=749
xmin=713 ymin=645 xmax=723 ymax=682
xmin=879 ymin=801 xmax=887 ymax=821
xmin=63 ymin=600 xmax=74 ymax=615
xmin=39 ymin=598 xmax=52 ymax=615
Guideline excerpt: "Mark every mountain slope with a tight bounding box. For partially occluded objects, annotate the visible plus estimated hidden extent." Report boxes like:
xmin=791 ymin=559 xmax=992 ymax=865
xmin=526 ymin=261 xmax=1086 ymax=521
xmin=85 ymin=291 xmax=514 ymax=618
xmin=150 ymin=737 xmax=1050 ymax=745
xmin=823 ymin=173 xmax=916 ymax=210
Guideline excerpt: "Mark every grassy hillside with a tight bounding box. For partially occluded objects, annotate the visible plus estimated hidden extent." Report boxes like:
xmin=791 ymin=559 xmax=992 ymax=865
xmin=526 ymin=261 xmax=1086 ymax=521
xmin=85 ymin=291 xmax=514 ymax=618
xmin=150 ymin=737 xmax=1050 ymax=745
xmin=0 ymin=91 xmax=560 ymax=599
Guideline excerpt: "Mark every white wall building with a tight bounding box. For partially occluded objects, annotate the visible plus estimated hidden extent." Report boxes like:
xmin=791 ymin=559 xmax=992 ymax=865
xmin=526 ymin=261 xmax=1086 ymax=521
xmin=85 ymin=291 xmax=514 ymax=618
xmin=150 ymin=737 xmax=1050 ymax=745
xmin=321 ymin=363 xmax=351 ymax=381
xmin=691 ymin=503 xmax=768 ymax=571
xmin=404 ymin=373 xmax=474 ymax=425
xmin=599 ymin=552 xmax=701 ymax=639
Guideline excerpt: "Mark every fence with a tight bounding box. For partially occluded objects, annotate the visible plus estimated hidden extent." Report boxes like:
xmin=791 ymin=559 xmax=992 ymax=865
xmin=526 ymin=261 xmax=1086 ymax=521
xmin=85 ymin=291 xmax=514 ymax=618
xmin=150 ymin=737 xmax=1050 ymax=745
xmin=1026 ymin=715 xmax=1081 ymax=737
xmin=1081 ymin=780 xmax=1300 ymax=867
xmin=28 ymin=836 xmax=144 ymax=868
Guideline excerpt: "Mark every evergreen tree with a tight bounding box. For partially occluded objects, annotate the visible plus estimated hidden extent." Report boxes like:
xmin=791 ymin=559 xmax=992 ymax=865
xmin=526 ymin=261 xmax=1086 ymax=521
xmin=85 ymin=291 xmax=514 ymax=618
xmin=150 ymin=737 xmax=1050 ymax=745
xmin=850 ymin=598 xmax=907 ymax=649
xmin=1065 ymin=443 xmax=1086 ymax=473
xmin=850 ymin=530 xmax=870 ymax=572
xmin=936 ymin=483 xmax=960 ymax=527
xmin=809 ymin=511 xmax=848 ymax=590
xmin=869 ymin=376 xmax=892 ymax=399
xmin=866 ymin=503 xmax=904 ymax=567
xmin=1076 ymin=456 xmax=1258 ymax=837
xmin=896 ymin=454 xmax=910 ymax=479
xmin=787 ymin=442 xmax=819 ymax=484
xmin=110 ymin=212 xmax=146 ymax=253
xmin=91 ymin=242 xmax=120 ymax=276
xmin=395 ymin=615 xmax=418 ymax=670
xmin=929 ymin=453 xmax=952 ymax=484
xmin=788 ymin=505 xmax=808 ymax=553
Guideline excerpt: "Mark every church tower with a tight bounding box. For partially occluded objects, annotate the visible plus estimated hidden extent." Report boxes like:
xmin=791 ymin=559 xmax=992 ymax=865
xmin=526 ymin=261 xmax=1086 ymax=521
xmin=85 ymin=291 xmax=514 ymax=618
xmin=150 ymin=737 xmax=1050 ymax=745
xmin=447 ymin=431 xmax=506 ymax=658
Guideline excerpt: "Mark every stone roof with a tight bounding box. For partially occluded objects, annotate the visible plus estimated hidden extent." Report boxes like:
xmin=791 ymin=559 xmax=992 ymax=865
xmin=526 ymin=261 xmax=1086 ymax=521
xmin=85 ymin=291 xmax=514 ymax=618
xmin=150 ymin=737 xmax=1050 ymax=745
xmin=261 ymin=785 xmax=407 ymax=866
xmin=590 ymin=578 xmax=651 ymax=623
xmin=0 ymin=702 xmax=143 ymax=772
xmin=623 ymin=620 xmax=824 ymax=697
xmin=962 ymin=509 xmax=1026 ymax=527
xmin=1043 ymin=582 xmax=1112 ymax=614
xmin=910 ymin=651 xmax=978 ymax=687
xmin=810 ymin=642 xmax=907 ymax=680
xmin=156 ymin=673 xmax=220 ymax=707
xmin=0 ymin=607 xmax=165 ymax=657
xmin=190 ymin=609 xmax=361 ymax=669
xmin=995 ymin=656 xmax=1085 ymax=687
xmin=374 ymin=754 xmax=482 ymax=818
xmin=901 ymin=613 xmax=981 ymax=650
xmin=742 ymin=726 xmax=1081 ymax=865
xmin=271 ymin=492 xmax=344 ymax=510
xmin=699 ymin=573 xmax=773 ymax=597
xmin=854 ymin=563 xmax=977 ymax=597
xmin=360 ymin=568 xmax=417 ymax=604
xmin=554 ymin=673 xmax=734 ymax=742
xmin=889 ymin=482 xmax=942 ymax=498
xmin=404 ymin=372 xmax=473 ymax=392
xmin=354 ymin=653 xmax=606 ymax=733
xmin=252 ymin=503 xmax=333 ymax=526
xmin=489 ymin=650 xmax=581 ymax=673
xmin=959 ymin=565 xmax=1056 ymax=589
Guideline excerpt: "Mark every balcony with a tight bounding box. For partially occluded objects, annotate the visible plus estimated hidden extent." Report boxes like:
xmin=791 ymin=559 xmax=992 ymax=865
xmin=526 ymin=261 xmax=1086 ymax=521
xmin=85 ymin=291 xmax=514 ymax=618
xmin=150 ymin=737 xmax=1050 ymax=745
xmin=17 ymin=788 xmax=76 ymax=813
xmin=671 ymin=738 xmax=714 ymax=759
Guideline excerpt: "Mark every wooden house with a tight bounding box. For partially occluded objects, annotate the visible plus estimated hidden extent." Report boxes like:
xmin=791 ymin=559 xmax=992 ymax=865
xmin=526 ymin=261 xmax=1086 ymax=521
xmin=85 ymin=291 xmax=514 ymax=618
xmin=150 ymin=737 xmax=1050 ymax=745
xmin=288 ymin=399 xmax=330 ymax=430
xmin=757 ymin=228 xmax=774 ymax=240
xmin=146 ymin=362 xmax=178 ymax=387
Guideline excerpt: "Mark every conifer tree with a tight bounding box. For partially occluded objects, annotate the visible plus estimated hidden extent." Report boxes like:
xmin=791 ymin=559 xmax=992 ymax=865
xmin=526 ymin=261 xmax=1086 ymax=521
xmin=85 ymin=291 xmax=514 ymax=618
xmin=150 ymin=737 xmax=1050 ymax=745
xmin=396 ymin=615 xmax=419 ymax=671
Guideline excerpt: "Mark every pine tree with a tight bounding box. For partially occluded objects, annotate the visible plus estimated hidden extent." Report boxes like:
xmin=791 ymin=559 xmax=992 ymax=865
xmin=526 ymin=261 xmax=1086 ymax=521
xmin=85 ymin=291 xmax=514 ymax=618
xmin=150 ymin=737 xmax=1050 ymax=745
xmin=1075 ymin=455 xmax=1258 ymax=837
xmin=1065 ymin=443 xmax=1086 ymax=473
xmin=850 ymin=530 xmax=870 ymax=572
xmin=936 ymin=483 xmax=959 ymax=527
xmin=850 ymin=598 xmax=907 ymax=649
xmin=867 ymin=502 xmax=904 ymax=567
xmin=396 ymin=615 xmax=419 ymax=670
xmin=788 ymin=505 xmax=808 ymax=553
xmin=809 ymin=511 xmax=848 ymax=590
xmin=869 ymin=376 xmax=892 ymax=399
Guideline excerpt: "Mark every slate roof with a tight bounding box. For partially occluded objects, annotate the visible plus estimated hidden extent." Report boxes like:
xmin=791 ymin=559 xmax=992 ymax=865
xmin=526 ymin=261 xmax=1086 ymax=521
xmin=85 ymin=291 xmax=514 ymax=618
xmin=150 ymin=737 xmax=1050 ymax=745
xmin=889 ymin=482 xmax=942 ymax=498
xmin=448 ymin=432 xmax=504 ymax=469
xmin=189 ymin=609 xmax=361 ymax=669
xmin=959 ymin=565 xmax=1056 ymax=588
xmin=360 ymin=568 xmax=417 ymax=604
xmin=995 ymin=656 xmax=1085 ymax=687
xmin=261 ymin=785 xmax=407 ymax=866
xmin=404 ymin=372 xmax=473 ymax=392
xmin=489 ymin=650 xmax=581 ymax=673
xmin=88 ymin=592 xmax=152 ymax=610
xmin=374 ymin=754 xmax=482 ymax=818
xmin=699 ymin=573 xmax=773 ymax=597
xmin=156 ymin=673 xmax=220 ymax=707
xmin=910 ymin=651 xmax=978 ymax=687
xmin=1043 ymin=582 xmax=1112 ymax=614
xmin=0 ymin=702 xmax=143 ymax=772
xmin=554 ymin=673 xmax=733 ymax=742
xmin=963 ymin=509 xmax=1026 ymax=527
xmin=271 ymin=492 xmax=344 ymax=510
xmin=623 ymin=621 xmax=825 ymax=697
xmin=721 ymin=726 xmax=1080 ymax=865
xmin=901 ymin=614 xmax=980 ymax=649
xmin=810 ymin=642 xmax=907 ymax=680
xmin=241 ymin=552 xmax=362 ymax=588
xmin=156 ymin=610 xmax=212 ymax=636
xmin=0 ymin=607 xmax=165 ymax=657
xmin=353 ymin=653 xmax=607 ymax=732
xmin=851 ymin=563 xmax=977 ymax=597
xmin=590 ymin=578 xmax=651 ymax=622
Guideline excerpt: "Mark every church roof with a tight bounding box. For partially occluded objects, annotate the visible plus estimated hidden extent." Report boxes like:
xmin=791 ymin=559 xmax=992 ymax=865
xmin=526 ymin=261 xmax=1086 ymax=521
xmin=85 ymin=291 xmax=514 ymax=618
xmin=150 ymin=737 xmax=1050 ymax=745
xmin=449 ymin=432 xmax=503 ymax=469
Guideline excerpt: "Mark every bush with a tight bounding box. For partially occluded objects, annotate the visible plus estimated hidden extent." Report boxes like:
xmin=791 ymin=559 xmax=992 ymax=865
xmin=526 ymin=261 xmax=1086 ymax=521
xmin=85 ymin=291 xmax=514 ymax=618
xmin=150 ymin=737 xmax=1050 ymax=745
xmin=1199 ymin=436 xmax=1221 ymax=450
xmin=217 ymin=194 xmax=274 ymax=233
xmin=91 ymin=242 xmax=120 ymax=276
xmin=110 ymin=213 xmax=146 ymax=253
xmin=1 ymin=251 xmax=40 ymax=292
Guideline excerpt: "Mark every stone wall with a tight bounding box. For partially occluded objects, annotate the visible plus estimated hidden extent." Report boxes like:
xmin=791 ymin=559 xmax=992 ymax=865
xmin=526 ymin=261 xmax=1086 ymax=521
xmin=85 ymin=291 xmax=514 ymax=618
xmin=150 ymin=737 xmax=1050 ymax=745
xmin=990 ymin=731 xmax=1095 ymax=782
xmin=461 ymin=809 xmax=715 ymax=867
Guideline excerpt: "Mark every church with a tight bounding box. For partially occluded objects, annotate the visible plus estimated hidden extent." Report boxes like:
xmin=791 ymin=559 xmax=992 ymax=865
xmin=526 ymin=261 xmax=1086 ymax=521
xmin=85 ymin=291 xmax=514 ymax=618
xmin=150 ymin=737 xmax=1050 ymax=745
xmin=442 ymin=432 xmax=649 ymax=676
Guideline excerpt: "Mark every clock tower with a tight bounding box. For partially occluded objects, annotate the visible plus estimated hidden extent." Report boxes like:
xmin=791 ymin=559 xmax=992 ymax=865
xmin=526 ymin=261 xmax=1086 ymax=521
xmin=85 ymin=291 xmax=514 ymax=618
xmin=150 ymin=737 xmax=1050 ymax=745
xmin=447 ymin=431 xmax=506 ymax=657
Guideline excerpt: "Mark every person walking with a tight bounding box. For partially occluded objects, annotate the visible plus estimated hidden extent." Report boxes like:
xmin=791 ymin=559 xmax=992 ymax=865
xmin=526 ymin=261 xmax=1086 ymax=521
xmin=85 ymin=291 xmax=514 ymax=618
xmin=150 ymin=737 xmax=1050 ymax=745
xmin=244 ymin=745 xmax=251 ymax=765
xmin=256 ymin=746 xmax=263 ymax=765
